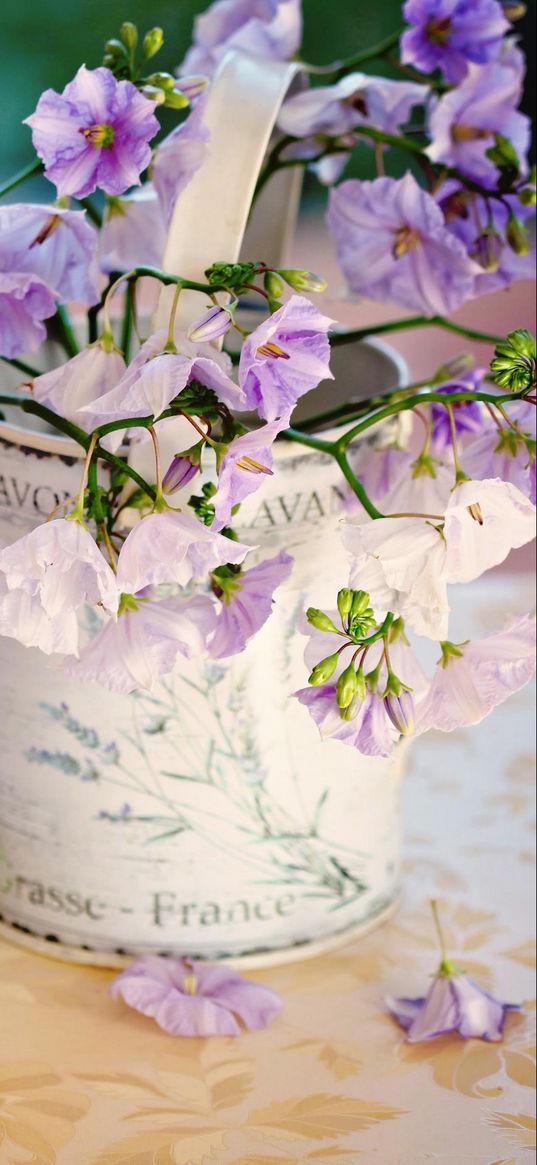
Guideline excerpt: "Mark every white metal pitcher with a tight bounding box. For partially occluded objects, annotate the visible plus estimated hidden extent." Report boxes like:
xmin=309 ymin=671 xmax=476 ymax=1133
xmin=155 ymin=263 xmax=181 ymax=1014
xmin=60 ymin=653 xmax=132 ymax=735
xmin=0 ymin=51 xmax=406 ymax=967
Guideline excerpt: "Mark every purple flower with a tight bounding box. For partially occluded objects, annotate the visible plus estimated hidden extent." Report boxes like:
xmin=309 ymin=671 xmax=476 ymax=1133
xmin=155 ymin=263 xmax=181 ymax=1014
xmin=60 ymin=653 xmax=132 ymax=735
xmin=162 ymin=447 xmax=202 ymax=495
xmin=212 ymin=420 xmax=286 ymax=530
xmin=414 ymin=613 xmax=536 ymax=734
xmin=327 ymin=173 xmax=479 ymax=317
xmin=0 ymin=519 xmax=118 ymax=656
xmin=387 ymin=973 xmax=520 ymax=1042
xmin=179 ymin=0 xmax=302 ymax=78
xmin=278 ymin=73 xmax=428 ymax=140
xmin=99 ymin=186 xmax=166 ymax=274
xmin=438 ymin=182 xmax=535 ymax=296
xmin=0 ymin=271 xmax=57 ymax=359
xmin=32 ymin=341 xmax=126 ymax=450
xmin=426 ymin=63 xmax=530 ymax=186
xmin=238 ymin=295 xmax=334 ymax=423
xmin=110 ymin=954 xmax=282 ymax=1036
xmin=462 ymin=401 xmax=536 ymax=502
xmin=188 ymin=303 xmax=234 ymax=344
xmin=81 ymin=329 xmax=243 ymax=426
xmin=401 ymin=0 xmax=509 ymax=84
xmin=210 ymin=550 xmax=294 ymax=658
xmin=66 ymin=593 xmax=217 ymax=693
xmin=115 ymin=510 xmax=251 ymax=595
xmin=152 ymin=100 xmax=210 ymax=225
xmin=0 ymin=204 xmax=99 ymax=305
xmin=295 ymin=684 xmax=400 ymax=757
xmin=430 ymin=369 xmax=486 ymax=448
xmin=25 ymin=65 xmax=159 ymax=199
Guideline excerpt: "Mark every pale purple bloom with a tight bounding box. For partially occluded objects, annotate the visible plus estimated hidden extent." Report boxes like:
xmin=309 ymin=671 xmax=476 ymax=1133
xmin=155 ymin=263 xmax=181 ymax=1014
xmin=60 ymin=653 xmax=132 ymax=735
xmin=0 ymin=271 xmax=57 ymax=358
xmin=426 ymin=63 xmax=530 ymax=186
xmin=0 ymin=204 xmax=99 ymax=305
xmin=359 ymin=445 xmax=415 ymax=505
xmin=430 ymin=369 xmax=486 ymax=448
xmin=25 ymin=65 xmax=159 ymax=199
xmin=81 ymin=329 xmax=242 ymax=426
xmin=278 ymin=73 xmax=428 ymax=140
xmin=415 ymin=613 xmax=536 ymax=733
xmin=443 ymin=477 xmax=536 ymax=583
xmin=387 ymin=973 xmax=520 ymax=1042
xmin=238 ymin=295 xmax=334 ymax=423
xmin=295 ymin=684 xmax=401 ymax=757
xmin=179 ymin=0 xmax=302 ymax=77
xmin=439 ymin=182 xmax=536 ymax=296
xmin=115 ymin=510 xmax=251 ymax=595
xmin=32 ymin=342 xmax=126 ymax=451
xmin=0 ymin=577 xmax=78 ymax=656
xmin=401 ymin=0 xmax=509 ymax=84
xmin=327 ymin=173 xmax=479 ymax=317
xmin=152 ymin=100 xmax=210 ymax=225
xmin=66 ymin=593 xmax=217 ymax=693
xmin=0 ymin=519 xmax=118 ymax=656
xmin=343 ymin=477 xmax=535 ymax=639
xmin=99 ymin=186 xmax=166 ymax=274
xmin=212 ymin=420 xmax=286 ymax=530
xmin=110 ymin=954 xmax=282 ymax=1036
xmin=210 ymin=550 xmax=293 ymax=658
xmin=462 ymin=401 xmax=536 ymax=502
xmin=385 ymin=690 xmax=416 ymax=735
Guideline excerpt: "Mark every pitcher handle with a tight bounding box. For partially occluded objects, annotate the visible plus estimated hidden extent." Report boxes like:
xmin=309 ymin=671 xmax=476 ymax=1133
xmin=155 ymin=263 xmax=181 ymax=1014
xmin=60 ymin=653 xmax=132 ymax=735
xmin=153 ymin=50 xmax=301 ymax=332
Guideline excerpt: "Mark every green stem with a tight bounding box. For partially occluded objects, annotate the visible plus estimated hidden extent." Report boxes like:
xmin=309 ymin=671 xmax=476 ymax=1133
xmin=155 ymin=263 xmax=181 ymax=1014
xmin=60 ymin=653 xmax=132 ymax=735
xmin=283 ymin=426 xmax=383 ymax=519
xmin=0 ymin=355 xmax=41 ymax=379
xmin=336 ymin=387 xmax=528 ymax=451
xmin=0 ymin=393 xmax=156 ymax=501
xmin=120 ymin=280 xmax=136 ymax=361
xmin=0 ymin=158 xmax=43 ymax=199
xmin=53 ymin=304 xmax=80 ymax=358
xmin=303 ymin=29 xmax=403 ymax=78
xmin=77 ymin=197 xmax=102 ymax=227
xmin=330 ymin=315 xmax=504 ymax=347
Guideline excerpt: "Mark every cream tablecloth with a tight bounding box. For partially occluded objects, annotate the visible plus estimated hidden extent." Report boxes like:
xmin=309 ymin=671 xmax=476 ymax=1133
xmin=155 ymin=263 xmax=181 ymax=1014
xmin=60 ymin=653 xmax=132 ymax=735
xmin=0 ymin=574 xmax=535 ymax=1165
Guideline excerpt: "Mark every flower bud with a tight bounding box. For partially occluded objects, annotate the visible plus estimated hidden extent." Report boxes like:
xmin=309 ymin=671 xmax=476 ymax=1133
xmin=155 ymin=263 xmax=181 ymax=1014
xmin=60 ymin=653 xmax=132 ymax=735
xmin=162 ymin=444 xmax=203 ymax=494
xmin=384 ymin=691 xmax=415 ymax=736
xmin=340 ymin=690 xmax=364 ymax=721
xmin=470 ymin=228 xmax=503 ymax=273
xmin=120 ymin=22 xmax=138 ymax=51
xmin=142 ymin=27 xmax=164 ymax=60
xmin=518 ymin=186 xmax=536 ymax=208
xmin=175 ymin=75 xmax=209 ymax=101
xmin=337 ymin=588 xmax=353 ymax=621
xmin=308 ymin=653 xmax=340 ymax=685
xmin=336 ymin=663 xmax=359 ymax=710
xmin=278 ymin=268 xmax=328 ymax=294
xmin=145 ymin=72 xmax=176 ymax=91
xmin=435 ymin=353 xmax=474 ymax=381
xmin=506 ymin=214 xmax=530 ymax=255
xmin=491 ymin=329 xmax=536 ymax=392
xmin=104 ymin=38 xmax=129 ymax=60
xmin=306 ymin=608 xmax=340 ymax=634
xmin=350 ymin=590 xmax=371 ymax=619
xmin=264 ymin=271 xmax=285 ymax=299
xmin=164 ymin=89 xmax=191 ymax=110
xmin=140 ymin=85 xmax=166 ymax=105
xmin=188 ymin=304 xmax=234 ymax=343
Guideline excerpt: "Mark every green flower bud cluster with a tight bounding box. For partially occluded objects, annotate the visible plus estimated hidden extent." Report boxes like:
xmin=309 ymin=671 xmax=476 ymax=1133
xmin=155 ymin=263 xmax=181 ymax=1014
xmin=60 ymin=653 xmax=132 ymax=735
xmin=103 ymin=24 xmax=165 ymax=82
xmin=205 ymin=262 xmax=258 ymax=288
xmin=307 ymin=590 xmax=379 ymax=718
xmin=188 ymin=481 xmax=217 ymax=526
xmin=485 ymin=133 xmax=521 ymax=191
xmin=490 ymin=329 xmax=536 ymax=394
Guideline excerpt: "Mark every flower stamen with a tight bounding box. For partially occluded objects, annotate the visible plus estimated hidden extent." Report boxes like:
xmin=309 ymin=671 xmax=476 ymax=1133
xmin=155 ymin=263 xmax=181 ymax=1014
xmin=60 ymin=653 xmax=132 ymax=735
xmin=467 ymin=502 xmax=484 ymax=524
xmin=30 ymin=214 xmax=62 ymax=247
xmin=235 ymin=455 xmax=273 ymax=476
xmin=392 ymin=225 xmax=420 ymax=259
xmin=256 ymin=341 xmax=291 ymax=360
xmin=82 ymin=123 xmax=115 ymax=149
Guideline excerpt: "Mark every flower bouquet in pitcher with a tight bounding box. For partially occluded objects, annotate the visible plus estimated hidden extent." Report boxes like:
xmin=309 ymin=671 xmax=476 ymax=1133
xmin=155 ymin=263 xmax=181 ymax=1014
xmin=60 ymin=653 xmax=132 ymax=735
xmin=0 ymin=0 xmax=535 ymax=965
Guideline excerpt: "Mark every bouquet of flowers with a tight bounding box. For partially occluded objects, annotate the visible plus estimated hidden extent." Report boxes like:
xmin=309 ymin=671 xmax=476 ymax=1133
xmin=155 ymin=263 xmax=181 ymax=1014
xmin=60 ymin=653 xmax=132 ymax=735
xmin=0 ymin=0 xmax=535 ymax=762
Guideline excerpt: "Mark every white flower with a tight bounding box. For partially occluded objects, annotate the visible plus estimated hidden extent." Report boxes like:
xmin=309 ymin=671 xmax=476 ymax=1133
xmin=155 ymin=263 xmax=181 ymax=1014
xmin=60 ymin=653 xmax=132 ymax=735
xmin=116 ymin=510 xmax=251 ymax=595
xmin=32 ymin=342 xmax=126 ymax=450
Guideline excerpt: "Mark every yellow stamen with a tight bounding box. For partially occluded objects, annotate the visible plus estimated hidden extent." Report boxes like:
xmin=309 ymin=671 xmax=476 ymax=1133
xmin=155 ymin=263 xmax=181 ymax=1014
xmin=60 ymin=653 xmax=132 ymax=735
xmin=82 ymin=123 xmax=115 ymax=148
xmin=392 ymin=226 xmax=420 ymax=260
xmin=235 ymin=456 xmax=273 ymax=476
xmin=451 ymin=125 xmax=492 ymax=143
xmin=30 ymin=214 xmax=62 ymax=247
xmin=467 ymin=502 xmax=484 ymax=525
xmin=256 ymin=341 xmax=290 ymax=360
xmin=182 ymin=958 xmax=197 ymax=995
xmin=425 ymin=16 xmax=452 ymax=44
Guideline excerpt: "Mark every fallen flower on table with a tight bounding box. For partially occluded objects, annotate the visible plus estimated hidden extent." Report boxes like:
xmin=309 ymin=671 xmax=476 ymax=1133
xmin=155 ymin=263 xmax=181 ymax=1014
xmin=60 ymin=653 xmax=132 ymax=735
xmin=110 ymin=954 xmax=283 ymax=1036
xmin=386 ymin=901 xmax=521 ymax=1042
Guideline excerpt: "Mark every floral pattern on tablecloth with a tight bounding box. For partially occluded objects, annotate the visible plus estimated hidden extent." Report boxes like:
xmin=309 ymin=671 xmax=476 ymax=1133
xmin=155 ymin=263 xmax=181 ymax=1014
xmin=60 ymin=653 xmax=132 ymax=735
xmin=0 ymin=575 xmax=535 ymax=1165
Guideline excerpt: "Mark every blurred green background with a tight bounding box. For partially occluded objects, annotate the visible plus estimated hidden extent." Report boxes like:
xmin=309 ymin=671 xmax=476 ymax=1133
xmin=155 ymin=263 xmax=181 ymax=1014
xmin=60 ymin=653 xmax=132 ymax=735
xmin=1 ymin=0 xmax=534 ymax=191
